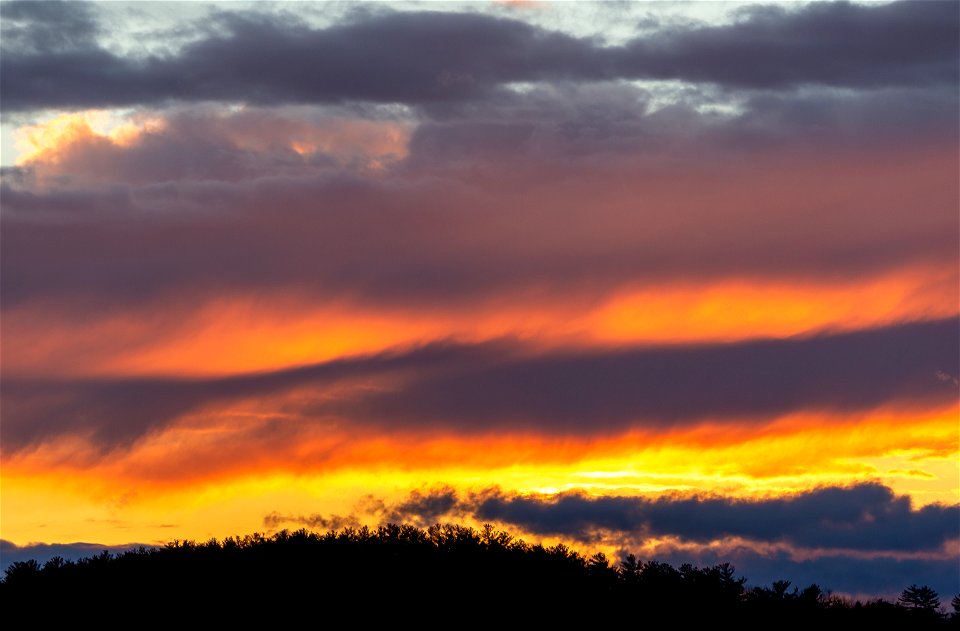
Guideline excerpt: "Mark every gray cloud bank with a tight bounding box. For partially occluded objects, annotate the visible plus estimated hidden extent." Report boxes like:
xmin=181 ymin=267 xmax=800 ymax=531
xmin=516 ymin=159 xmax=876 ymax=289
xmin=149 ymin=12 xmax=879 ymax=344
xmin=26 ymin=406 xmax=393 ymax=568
xmin=2 ymin=1 xmax=957 ymax=112
xmin=465 ymin=484 xmax=958 ymax=552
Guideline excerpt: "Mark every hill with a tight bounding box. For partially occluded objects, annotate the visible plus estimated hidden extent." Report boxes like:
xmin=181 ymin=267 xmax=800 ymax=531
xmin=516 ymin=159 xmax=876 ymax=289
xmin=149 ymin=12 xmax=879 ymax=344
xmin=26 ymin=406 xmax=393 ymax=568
xmin=2 ymin=523 xmax=955 ymax=627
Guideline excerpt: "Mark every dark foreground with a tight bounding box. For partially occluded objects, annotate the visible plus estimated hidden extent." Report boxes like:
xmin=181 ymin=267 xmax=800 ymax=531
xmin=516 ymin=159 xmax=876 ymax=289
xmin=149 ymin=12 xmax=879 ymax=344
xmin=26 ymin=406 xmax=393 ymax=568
xmin=2 ymin=524 xmax=956 ymax=627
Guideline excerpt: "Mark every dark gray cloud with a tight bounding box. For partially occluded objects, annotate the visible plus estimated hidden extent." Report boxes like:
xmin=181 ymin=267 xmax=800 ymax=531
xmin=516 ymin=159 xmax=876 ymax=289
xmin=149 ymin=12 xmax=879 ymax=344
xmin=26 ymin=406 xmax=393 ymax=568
xmin=383 ymin=487 xmax=462 ymax=526
xmin=616 ymin=1 xmax=959 ymax=89
xmin=325 ymin=317 xmax=958 ymax=433
xmin=2 ymin=319 xmax=956 ymax=451
xmin=262 ymin=512 xmax=359 ymax=532
xmin=0 ymin=10 xmax=596 ymax=112
xmin=467 ymin=484 xmax=959 ymax=552
xmin=2 ymin=2 xmax=956 ymax=112
xmin=326 ymin=483 xmax=960 ymax=554
xmin=407 ymin=80 xmax=958 ymax=169
xmin=263 ymin=487 xmax=460 ymax=531
xmin=0 ymin=0 xmax=100 ymax=55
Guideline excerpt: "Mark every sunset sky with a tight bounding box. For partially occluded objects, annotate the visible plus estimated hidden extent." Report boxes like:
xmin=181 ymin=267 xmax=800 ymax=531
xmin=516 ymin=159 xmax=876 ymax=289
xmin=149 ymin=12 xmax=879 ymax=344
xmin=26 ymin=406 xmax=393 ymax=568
xmin=1 ymin=0 xmax=958 ymax=598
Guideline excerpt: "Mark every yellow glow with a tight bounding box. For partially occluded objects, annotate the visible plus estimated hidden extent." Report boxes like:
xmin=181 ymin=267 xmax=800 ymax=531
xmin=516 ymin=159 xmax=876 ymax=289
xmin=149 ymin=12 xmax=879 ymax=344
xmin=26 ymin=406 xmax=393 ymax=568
xmin=3 ymin=405 xmax=955 ymax=546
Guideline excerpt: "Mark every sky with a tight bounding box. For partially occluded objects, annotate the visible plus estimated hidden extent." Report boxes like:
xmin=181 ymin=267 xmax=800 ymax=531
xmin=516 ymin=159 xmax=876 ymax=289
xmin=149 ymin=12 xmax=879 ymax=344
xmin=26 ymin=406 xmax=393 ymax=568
xmin=1 ymin=0 xmax=958 ymax=600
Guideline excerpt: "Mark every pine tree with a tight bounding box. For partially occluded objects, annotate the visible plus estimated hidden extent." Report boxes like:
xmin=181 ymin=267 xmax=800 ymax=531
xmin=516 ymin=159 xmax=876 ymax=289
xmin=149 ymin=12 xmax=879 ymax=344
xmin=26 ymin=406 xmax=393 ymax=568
xmin=898 ymin=584 xmax=940 ymax=611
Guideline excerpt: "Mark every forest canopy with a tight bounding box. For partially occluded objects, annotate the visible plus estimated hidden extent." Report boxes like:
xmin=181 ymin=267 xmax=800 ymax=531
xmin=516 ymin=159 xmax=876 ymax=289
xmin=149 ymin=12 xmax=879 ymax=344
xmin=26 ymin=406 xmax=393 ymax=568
xmin=2 ymin=523 xmax=955 ymax=626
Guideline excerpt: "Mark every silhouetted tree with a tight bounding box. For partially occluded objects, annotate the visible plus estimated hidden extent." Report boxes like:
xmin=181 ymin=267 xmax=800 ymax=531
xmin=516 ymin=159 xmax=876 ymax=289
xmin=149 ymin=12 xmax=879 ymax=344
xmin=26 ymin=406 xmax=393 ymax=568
xmin=900 ymin=584 xmax=942 ymax=611
xmin=619 ymin=553 xmax=640 ymax=580
xmin=798 ymin=584 xmax=824 ymax=604
xmin=772 ymin=579 xmax=793 ymax=599
xmin=3 ymin=560 xmax=40 ymax=584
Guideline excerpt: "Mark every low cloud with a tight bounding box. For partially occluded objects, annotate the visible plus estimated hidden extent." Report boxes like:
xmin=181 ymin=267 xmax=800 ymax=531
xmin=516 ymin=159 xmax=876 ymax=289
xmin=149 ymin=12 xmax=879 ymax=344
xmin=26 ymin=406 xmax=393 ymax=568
xmin=466 ymin=484 xmax=959 ymax=553
xmin=273 ymin=482 xmax=959 ymax=555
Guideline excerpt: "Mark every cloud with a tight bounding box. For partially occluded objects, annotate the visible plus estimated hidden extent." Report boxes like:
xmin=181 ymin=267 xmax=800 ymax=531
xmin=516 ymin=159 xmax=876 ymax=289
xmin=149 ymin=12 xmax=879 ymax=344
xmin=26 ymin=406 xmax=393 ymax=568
xmin=381 ymin=487 xmax=462 ymax=526
xmin=262 ymin=512 xmax=359 ymax=531
xmin=0 ymin=339 xmax=504 ymax=449
xmin=2 ymin=319 xmax=956 ymax=451
xmin=3 ymin=129 xmax=956 ymax=311
xmin=2 ymin=2 xmax=956 ymax=112
xmin=0 ymin=10 xmax=595 ymax=112
xmin=614 ymin=1 xmax=959 ymax=89
xmin=10 ymin=78 xmax=956 ymax=187
xmin=0 ymin=0 xmax=100 ymax=55
xmin=3 ymin=15 xmax=955 ymax=313
xmin=263 ymin=487 xmax=461 ymax=531
xmin=467 ymin=484 xmax=959 ymax=553
xmin=10 ymin=107 xmax=410 ymax=184
xmin=320 ymin=318 xmax=958 ymax=434
xmin=297 ymin=483 xmax=959 ymax=555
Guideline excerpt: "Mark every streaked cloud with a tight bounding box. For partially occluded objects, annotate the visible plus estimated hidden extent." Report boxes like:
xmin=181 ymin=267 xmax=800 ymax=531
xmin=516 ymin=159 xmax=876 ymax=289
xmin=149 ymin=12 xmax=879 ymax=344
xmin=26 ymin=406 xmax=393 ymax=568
xmin=3 ymin=318 xmax=956 ymax=451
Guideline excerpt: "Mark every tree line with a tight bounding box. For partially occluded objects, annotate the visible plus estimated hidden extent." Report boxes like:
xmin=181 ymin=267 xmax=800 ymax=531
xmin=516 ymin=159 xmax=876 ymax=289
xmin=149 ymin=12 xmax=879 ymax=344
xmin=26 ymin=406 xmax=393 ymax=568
xmin=2 ymin=523 xmax=957 ymax=627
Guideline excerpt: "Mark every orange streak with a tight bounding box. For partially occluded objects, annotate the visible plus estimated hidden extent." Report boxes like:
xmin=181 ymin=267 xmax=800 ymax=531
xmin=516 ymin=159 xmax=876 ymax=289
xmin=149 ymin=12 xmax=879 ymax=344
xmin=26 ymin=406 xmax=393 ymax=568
xmin=4 ymin=266 xmax=955 ymax=378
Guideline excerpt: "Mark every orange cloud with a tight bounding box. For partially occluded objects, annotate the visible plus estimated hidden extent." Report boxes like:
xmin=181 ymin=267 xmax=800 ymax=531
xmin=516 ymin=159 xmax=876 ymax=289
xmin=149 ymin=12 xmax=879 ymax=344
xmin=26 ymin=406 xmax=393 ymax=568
xmin=3 ymin=265 xmax=954 ymax=379
xmin=14 ymin=110 xmax=164 ymax=165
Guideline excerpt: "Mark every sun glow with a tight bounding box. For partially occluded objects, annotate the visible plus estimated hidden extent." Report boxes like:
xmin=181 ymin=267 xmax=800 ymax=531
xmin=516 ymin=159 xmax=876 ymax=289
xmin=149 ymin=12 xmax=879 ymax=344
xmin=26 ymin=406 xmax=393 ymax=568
xmin=3 ymin=403 xmax=955 ymax=546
